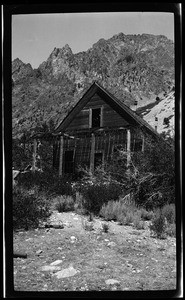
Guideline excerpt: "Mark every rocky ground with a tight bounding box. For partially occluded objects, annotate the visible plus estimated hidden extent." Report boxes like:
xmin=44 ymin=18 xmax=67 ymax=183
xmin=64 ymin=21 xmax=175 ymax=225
xmin=13 ymin=211 xmax=176 ymax=292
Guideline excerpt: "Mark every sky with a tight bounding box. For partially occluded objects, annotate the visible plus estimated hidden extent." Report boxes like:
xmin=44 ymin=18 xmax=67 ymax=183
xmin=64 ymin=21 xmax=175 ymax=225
xmin=12 ymin=12 xmax=174 ymax=69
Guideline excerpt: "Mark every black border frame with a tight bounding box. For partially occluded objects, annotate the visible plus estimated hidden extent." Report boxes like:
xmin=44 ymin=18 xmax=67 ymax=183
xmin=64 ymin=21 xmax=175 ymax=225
xmin=3 ymin=2 xmax=183 ymax=298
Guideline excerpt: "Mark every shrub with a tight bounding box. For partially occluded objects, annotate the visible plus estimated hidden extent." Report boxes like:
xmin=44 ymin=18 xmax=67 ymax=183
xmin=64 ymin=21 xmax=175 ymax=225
xmin=100 ymin=201 xmax=121 ymax=221
xmin=165 ymin=223 xmax=176 ymax=237
xmin=79 ymin=182 xmax=123 ymax=215
xmin=13 ymin=186 xmax=51 ymax=230
xmin=115 ymin=133 xmax=175 ymax=210
xmin=118 ymin=211 xmax=134 ymax=226
xmin=74 ymin=166 xmax=125 ymax=215
xmin=74 ymin=192 xmax=87 ymax=215
xmin=161 ymin=203 xmax=176 ymax=224
xmin=149 ymin=209 xmax=167 ymax=239
xmin=81 ymin=218 xmax=94 ymax=231
xmin=101 ymin=222 xmax=109 ymax=233
xmin=17 ymin=169 xmax=74 ymax=197
xmin=51 ymin=176 xmax=74 ymax=196
xmin=133 ymin=215 xmax=145 ymax=230
xmin=100 ymin=199 xmax=143 ymax=227
xmin=55 ymin=195 xmax=75 ymax=212
xmin=140 ymin=208 xmax=154 ymax=221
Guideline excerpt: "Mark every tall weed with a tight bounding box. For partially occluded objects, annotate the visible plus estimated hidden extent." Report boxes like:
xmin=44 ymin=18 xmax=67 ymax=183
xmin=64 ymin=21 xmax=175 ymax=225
xmin=161 ymin=203 xmax=176 ymax=224
xmin=149 ymin=209 xmax=167 ymax=239
xmin=55 ymin=195 xmax=75 ymax=212
xmin=100 ymin=199 xmax=143 ymax=227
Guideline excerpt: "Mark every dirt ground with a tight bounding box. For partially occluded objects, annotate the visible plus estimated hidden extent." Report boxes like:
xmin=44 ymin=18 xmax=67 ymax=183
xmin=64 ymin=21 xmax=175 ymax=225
xmin=13 ymin=211 xmax=176 ymax=292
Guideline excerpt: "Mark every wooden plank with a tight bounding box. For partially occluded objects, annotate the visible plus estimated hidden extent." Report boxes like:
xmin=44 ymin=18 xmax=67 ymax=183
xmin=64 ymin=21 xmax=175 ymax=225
xmin=103 ymin=103 xmax=129 ymax=127
xmin=84 ymin=93 xmax=105 ymax=108
xmin=67 ymin=123 xmax=90 ymax=131
xmin=69 ymin=114 xmax=89 ymax=121
xmin=84 ymin=100 xmax=105 ymax=109
xmin=89 ymin=108 xmax=92 ymax=128
xmin=90 ymin=133 xmax=95 ymax=173
xmin=100 ymin=106 xmax=103 ymax=127
xmin=59 ymin=135 xmax=64 ymax=177
xmin=107 ymin=132 xmax=111 ymax=160
xmin=126 ymin=129 xmax=131 ymax=168
xmin=142 ymin=133 xmax=145 ymax=152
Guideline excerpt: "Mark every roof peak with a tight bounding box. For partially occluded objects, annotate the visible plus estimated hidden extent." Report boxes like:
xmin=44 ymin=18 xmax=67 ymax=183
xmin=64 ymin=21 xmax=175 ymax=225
xmin=54 ymin=82 xmax=160 ymax=138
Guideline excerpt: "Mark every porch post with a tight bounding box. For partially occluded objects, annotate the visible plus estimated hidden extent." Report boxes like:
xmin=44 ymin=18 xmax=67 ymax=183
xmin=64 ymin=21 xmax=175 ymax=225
xmin=90 ymin=133 xmax=95 ymax=173
xmin=141 ymin=133 xmax=145 ymax=152
xmin=32 ymin=138 xmax=37 ymax=172
xmin=126 ymin=129 xmax=131 ymax=169
xmin=59 ymin=135 xmax=64 ymax=177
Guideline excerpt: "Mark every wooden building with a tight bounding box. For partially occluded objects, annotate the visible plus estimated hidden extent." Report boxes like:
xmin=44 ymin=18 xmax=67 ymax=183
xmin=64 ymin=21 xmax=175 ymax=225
xmin=52 ymin=82 xmax=159 ymax=177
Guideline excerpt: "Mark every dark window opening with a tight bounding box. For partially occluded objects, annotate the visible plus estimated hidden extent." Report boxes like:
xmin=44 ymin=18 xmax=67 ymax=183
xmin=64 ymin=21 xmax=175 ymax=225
xmin=134 ymin=140 xmax=143 ymax=152
xmin=92 ymin=108 xmax=101 ymax=128
xmin=94 ymin=152 xmax=103 ymax=169
xmin=131 ymin=139 xmax=143 ymax=152
xmin=64 ymin=150 xmax=74 ymax=173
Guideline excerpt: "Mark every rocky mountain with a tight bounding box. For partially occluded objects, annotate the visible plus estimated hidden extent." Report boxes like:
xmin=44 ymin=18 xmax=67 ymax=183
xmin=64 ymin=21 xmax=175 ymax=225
xmin=12 ymin=33 xmax=174 ymax=139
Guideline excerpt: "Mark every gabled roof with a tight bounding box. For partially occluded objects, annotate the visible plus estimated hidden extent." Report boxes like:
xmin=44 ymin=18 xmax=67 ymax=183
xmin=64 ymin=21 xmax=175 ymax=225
xmin=54 ymin=81 xmax=160 ymax=138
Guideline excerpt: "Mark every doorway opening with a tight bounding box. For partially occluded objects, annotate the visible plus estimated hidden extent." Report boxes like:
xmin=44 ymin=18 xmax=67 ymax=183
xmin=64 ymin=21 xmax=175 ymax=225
xmin=64 ymin=150 xmax=75 ymax=174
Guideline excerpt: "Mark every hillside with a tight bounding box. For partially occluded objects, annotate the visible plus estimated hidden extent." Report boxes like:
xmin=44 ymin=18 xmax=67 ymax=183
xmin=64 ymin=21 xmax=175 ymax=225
xmin=12 ymin=33 xmax=174 ymax=139
xmin=137 ymin=89 xmax=175 ymax=138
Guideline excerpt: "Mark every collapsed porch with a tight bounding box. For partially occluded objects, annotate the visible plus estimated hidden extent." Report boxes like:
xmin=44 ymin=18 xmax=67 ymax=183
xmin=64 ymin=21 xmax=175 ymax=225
xmin=52 ymin=126 xmax=145 ymax=177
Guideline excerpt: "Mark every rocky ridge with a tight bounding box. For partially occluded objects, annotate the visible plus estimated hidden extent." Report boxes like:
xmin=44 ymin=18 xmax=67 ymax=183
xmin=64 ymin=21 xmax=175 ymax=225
xmin=12 ymin=33 xmax=174 ymax=138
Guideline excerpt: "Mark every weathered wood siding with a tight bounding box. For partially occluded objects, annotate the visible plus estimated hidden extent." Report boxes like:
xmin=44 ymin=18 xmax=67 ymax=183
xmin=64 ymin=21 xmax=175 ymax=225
xmin=65 ymin=93 xmax=129 ymax=131
xmin=53 ymin=129 xmax=131 ymax=173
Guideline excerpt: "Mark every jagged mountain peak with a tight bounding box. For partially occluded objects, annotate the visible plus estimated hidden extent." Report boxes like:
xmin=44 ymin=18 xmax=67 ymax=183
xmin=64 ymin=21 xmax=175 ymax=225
xmin=51 ymin=44 xmax=73 ymax=58
xmin=12 ymin=57 xmax=24 ymax=65
xmin=12 ymin=57 xmax=33 ymax=70
xmin=12 ymin=32 xmax=174 ymax=138
xmin=12 ymin=58 xmax=33 ymax=83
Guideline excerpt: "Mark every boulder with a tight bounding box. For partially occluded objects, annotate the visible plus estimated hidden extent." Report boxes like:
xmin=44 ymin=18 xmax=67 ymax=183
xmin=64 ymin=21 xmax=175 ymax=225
xmin=41 ymin=265 xmax=61 ymax=272
xmin=53 ymin=266 xmax=78 ymax=279
xmin=105 ymin=279 xmax=120 ymax=285
xmin=50 ymin=260 xmax=63 ymax=266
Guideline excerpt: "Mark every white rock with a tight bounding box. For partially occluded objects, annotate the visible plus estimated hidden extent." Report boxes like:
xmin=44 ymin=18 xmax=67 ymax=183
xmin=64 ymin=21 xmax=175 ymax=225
xmin=50 ymin=260 xmax=63 ymax=266
xmin=107 ymin=241 xmax=116 ymax=247
xmin=70 ymin=236 xmax=77 ymax=243
xmin=136 ymin=269 xmax=142 ymax=273
xmin=41 ymin=265 xmax=61 ymax=272
xmin=105 ymin=279 xmax=120 ymax=285
xmin=63 ymin=221 xmax=72 ymax=227
xmin=36 ymin=250 xmax=43 ymax=255
xmin=53 ymin=266 xmax=78 ymax=279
